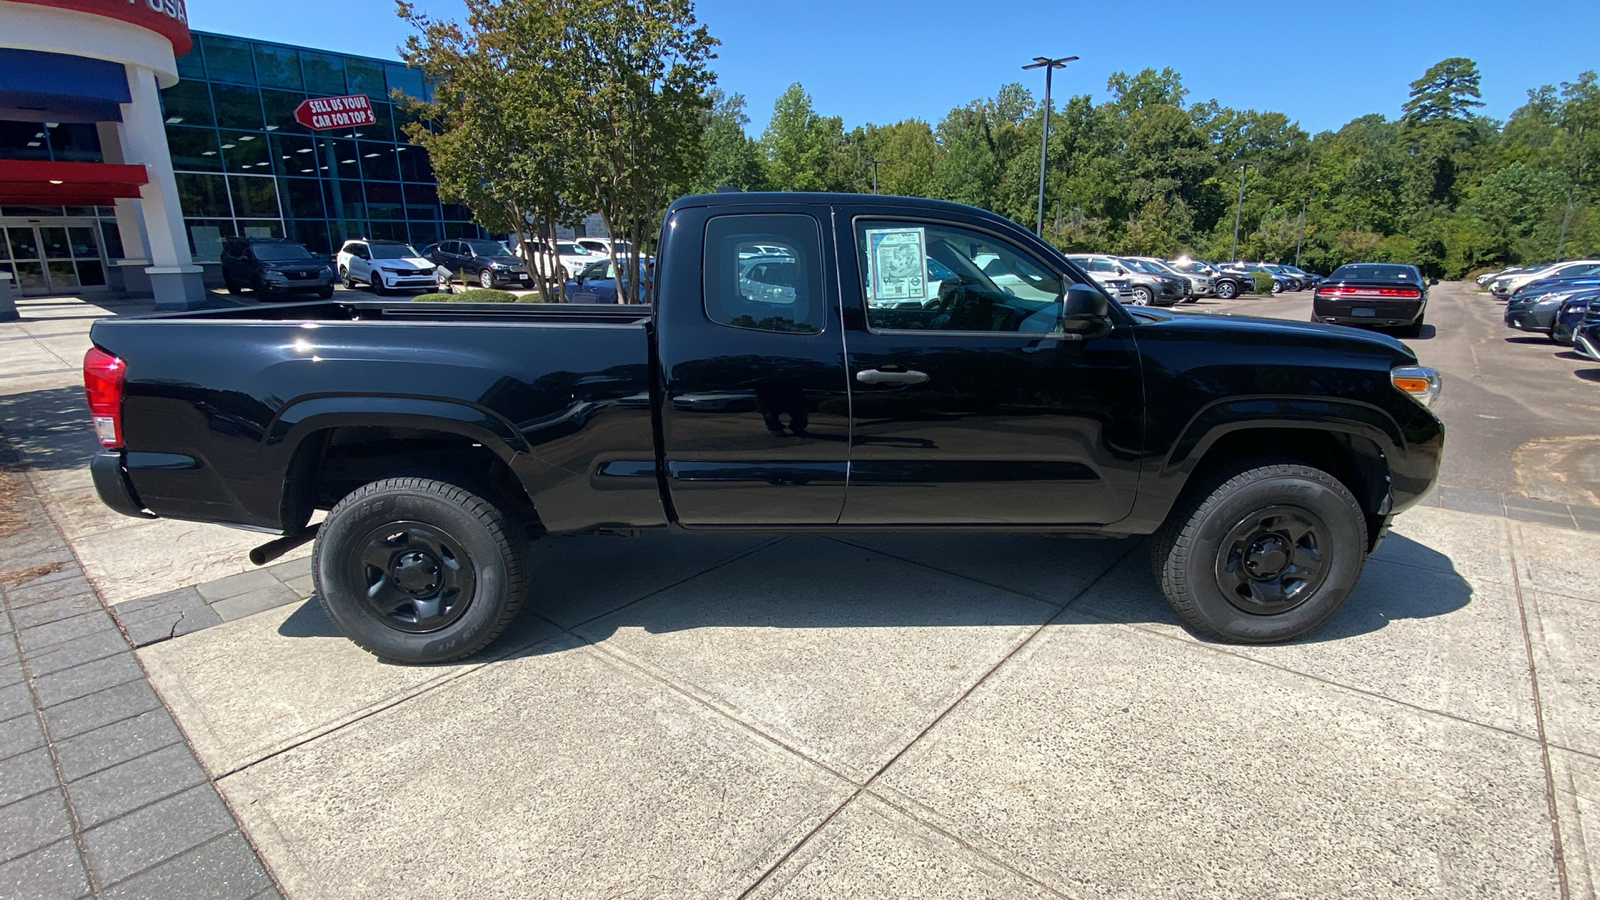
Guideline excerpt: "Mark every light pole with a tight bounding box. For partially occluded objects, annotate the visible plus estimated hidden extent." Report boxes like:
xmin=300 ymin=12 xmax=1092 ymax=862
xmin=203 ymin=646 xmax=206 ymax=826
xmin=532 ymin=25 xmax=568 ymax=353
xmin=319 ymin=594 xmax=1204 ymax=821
xmin=1229 ymin=163 xmax=1250 ymax=262
xmin=1294 ymin=197 xmax=1307 ymax=268
xmin=1023 ymin=55 xmax=1078 ymax=235
xmin=1556 ymin=187 xmax=1575 ymax=261
xmin=868 ymin=158 xmax=886 ymax=194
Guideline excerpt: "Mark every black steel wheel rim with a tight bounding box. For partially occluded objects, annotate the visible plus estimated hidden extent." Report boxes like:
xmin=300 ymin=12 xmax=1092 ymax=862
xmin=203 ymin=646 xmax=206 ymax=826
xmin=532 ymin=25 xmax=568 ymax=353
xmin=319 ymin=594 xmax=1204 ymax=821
xmin=354 ymin=520 xmax=476 ymax=633
xmin=1213 ymin=505 xmax=1331 ymax=616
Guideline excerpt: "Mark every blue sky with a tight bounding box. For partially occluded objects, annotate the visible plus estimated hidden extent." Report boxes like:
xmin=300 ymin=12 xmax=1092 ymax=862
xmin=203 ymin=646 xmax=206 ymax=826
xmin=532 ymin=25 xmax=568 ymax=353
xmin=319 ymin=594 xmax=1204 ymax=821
xmin=192 ymin=0 xmax=1596 ymax=136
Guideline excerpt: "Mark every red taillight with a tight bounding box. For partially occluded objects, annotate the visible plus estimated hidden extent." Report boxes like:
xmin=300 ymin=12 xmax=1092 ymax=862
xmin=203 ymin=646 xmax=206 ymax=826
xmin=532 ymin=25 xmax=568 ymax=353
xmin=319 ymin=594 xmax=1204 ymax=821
xmin=82 ymin=347 xmax=126 ymax=448
xmin=1317 ymin=285 xmax=1421 ymax=299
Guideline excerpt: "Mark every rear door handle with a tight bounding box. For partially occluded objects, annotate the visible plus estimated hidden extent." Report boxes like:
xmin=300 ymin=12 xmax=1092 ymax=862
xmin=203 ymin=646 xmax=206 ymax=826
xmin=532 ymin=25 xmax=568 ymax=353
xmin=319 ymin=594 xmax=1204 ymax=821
xmin=856 ymin=368 xmax=929 ymax=385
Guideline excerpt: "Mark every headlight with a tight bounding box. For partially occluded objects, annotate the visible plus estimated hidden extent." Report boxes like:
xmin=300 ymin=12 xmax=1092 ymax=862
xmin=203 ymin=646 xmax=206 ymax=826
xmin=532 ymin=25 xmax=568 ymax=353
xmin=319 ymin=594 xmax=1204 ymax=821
xmin=318 ymin=265 xmax=333 ymax=276
xmin=1391 ymin=365 xmax=1441 ymax=408
xmin=263 ymin=271 xmax=287 ymax=280
xmin=1532 ymin=294 xmax=1563 ymax=306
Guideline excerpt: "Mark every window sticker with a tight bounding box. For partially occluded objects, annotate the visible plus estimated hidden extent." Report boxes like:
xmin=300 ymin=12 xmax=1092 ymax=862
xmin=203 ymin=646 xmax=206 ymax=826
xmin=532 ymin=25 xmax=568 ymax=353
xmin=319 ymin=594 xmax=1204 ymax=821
xmin=864 ymin=227 xmax=928 ymax=303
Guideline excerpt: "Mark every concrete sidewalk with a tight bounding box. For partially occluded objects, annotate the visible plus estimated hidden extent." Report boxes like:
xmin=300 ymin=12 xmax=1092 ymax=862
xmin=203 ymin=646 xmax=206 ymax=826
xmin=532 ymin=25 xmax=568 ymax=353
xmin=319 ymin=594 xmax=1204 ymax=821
xmin=1 ymin=294 xmax=1597 ymax=897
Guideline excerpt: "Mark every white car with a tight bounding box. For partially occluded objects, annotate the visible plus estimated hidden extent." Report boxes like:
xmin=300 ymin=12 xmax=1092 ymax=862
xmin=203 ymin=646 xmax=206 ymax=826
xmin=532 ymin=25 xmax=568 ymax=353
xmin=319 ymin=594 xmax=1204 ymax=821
xmin=336 ymin=239 xmax=436 ymax=294
xmin=574 ymin=237 xmax=633 ymax=257
xmin=516 ymin=240 xmax=600 ymax=280
xmin=1491 ymin=260 xmax=1600 ymax=297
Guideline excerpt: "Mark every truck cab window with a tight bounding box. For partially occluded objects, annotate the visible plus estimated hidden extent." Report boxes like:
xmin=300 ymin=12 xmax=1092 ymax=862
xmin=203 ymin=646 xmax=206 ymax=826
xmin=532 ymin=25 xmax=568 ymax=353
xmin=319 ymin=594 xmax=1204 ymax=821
xmin=704 ymin=214 xmax=824 ymax=334
xmin=856 ymin=220 xmax=1065 ymax=334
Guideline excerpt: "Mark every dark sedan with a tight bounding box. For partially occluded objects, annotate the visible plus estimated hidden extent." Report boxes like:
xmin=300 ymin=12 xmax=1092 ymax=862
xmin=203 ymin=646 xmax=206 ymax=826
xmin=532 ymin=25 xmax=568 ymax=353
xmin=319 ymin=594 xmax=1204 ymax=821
xmin=423 ymin=239 xmax=531 ymax=290
xmin=1312 ymin=262 xmax=1435 ymax=337
xmin=1506 ymin=287 xmax=1596 ymax=336
xmin=1552 ymin=292 xmax=1600 ymax=345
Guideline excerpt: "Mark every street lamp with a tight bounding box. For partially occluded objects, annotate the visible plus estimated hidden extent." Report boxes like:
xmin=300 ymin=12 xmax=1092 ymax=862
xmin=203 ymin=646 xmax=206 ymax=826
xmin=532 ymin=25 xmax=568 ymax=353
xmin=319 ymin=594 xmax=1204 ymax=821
xmin=1294 ymin=197 xmax=1307 ymax=268
xmin=868 ymin=158 xmax=887 ymax=194
xmin=1229 ymin=163 xmax=1250 ymax=262
xmin=1023 ymin=54 xmax=1078 ymax=235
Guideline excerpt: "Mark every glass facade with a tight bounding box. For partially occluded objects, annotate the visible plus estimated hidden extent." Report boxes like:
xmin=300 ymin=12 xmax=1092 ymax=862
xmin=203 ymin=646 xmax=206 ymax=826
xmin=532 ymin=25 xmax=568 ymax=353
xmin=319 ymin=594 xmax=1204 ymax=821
xmin=160 ymin=32 xmax=483 ymax=261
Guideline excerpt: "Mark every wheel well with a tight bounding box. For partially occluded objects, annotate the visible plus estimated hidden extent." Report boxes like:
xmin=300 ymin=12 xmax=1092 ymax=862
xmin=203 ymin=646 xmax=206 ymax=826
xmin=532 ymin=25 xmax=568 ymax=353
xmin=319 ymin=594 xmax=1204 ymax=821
xmin=295 ymin=426 xmax=540 ymax=526
xmin=1186 ymin=428 xmax=1391 ymax=539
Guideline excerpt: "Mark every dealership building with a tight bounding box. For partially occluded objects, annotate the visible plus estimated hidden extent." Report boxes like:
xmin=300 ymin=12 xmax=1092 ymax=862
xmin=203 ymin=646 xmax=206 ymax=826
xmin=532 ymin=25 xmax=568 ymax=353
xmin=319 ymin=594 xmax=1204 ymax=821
xmin=0 ymin=0 xmax=488 ymax=310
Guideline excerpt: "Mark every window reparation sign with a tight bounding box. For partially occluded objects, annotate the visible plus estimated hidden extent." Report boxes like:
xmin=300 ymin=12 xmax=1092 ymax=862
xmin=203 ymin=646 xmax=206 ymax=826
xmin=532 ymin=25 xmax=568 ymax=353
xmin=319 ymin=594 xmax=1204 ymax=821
xmin=293 ymin=94 xmax=377 ymax=131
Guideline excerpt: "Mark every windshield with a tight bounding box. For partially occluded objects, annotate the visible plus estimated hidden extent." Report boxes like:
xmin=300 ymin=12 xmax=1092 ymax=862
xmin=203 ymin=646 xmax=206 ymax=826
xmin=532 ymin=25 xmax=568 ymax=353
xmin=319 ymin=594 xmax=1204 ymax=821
xmin=369 ymin=241 xmax=419 ymax=259
xmin=1170 ymin=260 xmax=1208 ymax=274
xmin=251 ymin=243 xmax=314 ymax=262
xmin=1328 ymin=263 xmax=1420 ymax=282
xmin=557 ymin=242 xmax=588 ymax=255
xmin=465 ymin=240 xmax=508 ymax=256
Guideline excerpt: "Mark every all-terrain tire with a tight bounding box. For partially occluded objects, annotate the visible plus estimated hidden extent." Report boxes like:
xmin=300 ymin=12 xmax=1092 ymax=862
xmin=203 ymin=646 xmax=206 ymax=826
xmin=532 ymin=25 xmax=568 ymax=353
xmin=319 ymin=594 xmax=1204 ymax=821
xmin=313 ymin=477 xmax=529 ymax=664
xmin=1150 ymin=461 xmax=1367 ymax=644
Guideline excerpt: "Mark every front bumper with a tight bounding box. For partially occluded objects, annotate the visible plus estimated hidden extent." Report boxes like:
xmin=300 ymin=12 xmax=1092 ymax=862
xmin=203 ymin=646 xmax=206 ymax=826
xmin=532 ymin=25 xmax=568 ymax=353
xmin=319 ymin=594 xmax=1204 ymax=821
xmin=1576 ymin=329 xmax=1600 ymax=360
xmin=380 ymin=272 xmax=438 ymax=291
xmin=1504 ymin=307 xmax=1556 ymax=332
xmin=90 ymin=451 xmax=154 ymax=520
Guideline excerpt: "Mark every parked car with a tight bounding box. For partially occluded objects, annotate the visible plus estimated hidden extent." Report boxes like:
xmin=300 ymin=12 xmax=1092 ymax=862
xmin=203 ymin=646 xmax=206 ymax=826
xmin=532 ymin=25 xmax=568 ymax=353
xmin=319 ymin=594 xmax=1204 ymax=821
xmin=1132 ymin=257 xmax=1210 ymax=301
xmin=221 ymin=237 xmax=334 ymax=299
xmin=561 ymin=257 xmax=653 ymax=303
xmin=1506 ymin=286 xmax=1593 ymax=337
xmin=1061 ymin=254 xmax=1135 ymax=301
xmin=1281 ymin=265 xmax=1322 ymax=289
xmin=1491 ymin=260 xmax=1600 ymax=298
xmin=1507 ymin=267 xmax=1600 ymax=302
xmin=83 ymin=192 xmax=1445 ymax=664
xmin=1224 ymin=262 xmax=1293 ymax=294
xmin=515 ymin=239 xmax=600 ymax=280
xmin=1477 ymin=266 xmax=1522 ymax=287
xmin=1065 ymin=255 xmax=1180 ymax=306
xmin=336 ymin=239 xmax=435 ymax=295
xmin=1261 ymin=264 xmax=1305 ymax=291
xmin=1551 ymin=291 xmax=1600 ymax=345
xmin=573 ymin=237 xmax=632 ymax=257
xmin=1312 ymin=262 xmax=1435 ymax=337
xmin=422 ymin=239 xmax=532 ymax=290
xmin=1576 ymin=301 xmax=1600 ymax=360
xmin=1170 ymin=258 xmax=1252 ymax=299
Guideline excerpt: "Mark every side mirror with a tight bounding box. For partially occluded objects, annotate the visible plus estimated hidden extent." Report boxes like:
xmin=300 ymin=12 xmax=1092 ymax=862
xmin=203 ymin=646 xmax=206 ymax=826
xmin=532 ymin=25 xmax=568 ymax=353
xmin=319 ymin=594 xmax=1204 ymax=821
xmin=1428 ymin=278 xmax=1440 ymax=286
xmin=1115 ymin=266 xmax=1128 ymax=275
xmin=1061 ymin=283 xmax=1110 ymax=335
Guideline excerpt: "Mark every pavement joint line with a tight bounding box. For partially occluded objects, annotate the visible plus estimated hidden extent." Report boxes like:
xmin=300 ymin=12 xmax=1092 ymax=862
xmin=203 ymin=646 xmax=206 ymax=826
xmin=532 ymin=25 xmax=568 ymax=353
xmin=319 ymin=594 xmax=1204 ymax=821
xmin=732 ymin=537 xmax=1144 ymax=900
xmin=206 ymin=538 xmax=788 ymax=780
xmin=52 ymin=732 xmax=187 ymax=787
xmin=0 ymin=368 xmax=77 ymax=379
xmin=1064 ymin=594 xmax=1552 ymax=749
xmin=1508 ymin=525 xmax=1571 ymax=900
xmin=825 ymin=534 xmax=1120 ymax=610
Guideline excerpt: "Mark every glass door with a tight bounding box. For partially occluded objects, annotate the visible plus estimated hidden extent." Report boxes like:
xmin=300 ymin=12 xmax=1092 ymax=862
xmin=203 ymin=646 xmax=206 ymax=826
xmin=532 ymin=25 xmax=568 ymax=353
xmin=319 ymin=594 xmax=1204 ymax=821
xmin=1 ymin=222 xmax=107 ymax=295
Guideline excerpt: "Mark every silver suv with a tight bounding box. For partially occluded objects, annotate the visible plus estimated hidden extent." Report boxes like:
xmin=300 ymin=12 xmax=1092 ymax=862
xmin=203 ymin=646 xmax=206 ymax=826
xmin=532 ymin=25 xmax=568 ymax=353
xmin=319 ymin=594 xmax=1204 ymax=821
xmin=1068 ymin=255 xmax=1183 ymax=306
xmin=1063 ymin=254 xmax=1134 ymax=301
xmin=1133 ymin=256 xmax=1210 ymax=301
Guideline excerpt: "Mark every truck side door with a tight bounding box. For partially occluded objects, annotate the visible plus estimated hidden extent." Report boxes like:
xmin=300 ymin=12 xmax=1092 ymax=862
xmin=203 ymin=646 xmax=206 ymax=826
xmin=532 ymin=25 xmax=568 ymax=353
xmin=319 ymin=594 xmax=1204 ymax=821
xmin=655 ymin=206 xmax=850 ymax=525
xmin=835 ymin=211 xmax=1143 ymax=526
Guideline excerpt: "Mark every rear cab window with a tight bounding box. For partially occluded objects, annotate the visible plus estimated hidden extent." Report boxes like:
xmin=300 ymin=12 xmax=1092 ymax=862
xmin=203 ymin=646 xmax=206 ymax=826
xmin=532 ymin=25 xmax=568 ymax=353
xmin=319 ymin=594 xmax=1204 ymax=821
xmin=703 ymin=214 xmax=825 ymax=334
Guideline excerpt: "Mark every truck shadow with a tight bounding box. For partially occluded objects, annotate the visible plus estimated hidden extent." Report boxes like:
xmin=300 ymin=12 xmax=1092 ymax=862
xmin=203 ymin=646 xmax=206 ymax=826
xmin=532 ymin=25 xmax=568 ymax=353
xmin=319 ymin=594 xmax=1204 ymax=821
xmin=278 ymin=530 xmax=1473 ymax=658
xmin=0 ymin=386 xmax=101 ymax=472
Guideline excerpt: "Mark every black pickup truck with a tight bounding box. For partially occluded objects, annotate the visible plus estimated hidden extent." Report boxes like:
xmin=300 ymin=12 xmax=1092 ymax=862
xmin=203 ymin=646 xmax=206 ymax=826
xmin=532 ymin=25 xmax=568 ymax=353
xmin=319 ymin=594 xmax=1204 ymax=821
xmin=83 ymin=193 xmax=1444 ymax=663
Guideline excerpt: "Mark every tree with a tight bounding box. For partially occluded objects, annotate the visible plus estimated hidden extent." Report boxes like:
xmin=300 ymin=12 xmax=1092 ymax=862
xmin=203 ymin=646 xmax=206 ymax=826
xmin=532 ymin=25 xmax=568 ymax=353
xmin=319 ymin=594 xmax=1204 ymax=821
xmin=1107 ymin=67 xmax=1188 ymax=115
xmin=761 ymin=83 xmax=846 ymax=191
xmin=561 ymin=0 xmax=717 ymax=302
xmin=397 ymin=0 xmax=580 ymax=299
xmin=1402 ymin=58 xmax=1485 ymax=125
xmin=695 ymin=89 xmax=766 ymax=192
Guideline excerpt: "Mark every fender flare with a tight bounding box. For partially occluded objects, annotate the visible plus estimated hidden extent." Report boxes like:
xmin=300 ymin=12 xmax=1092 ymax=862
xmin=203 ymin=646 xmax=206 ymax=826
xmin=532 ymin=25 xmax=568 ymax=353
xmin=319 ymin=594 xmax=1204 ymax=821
xmin=266 ymin=395 xmax=530 ymax=461
xmin=1162 ymin=396 xmax=1404 ymax=478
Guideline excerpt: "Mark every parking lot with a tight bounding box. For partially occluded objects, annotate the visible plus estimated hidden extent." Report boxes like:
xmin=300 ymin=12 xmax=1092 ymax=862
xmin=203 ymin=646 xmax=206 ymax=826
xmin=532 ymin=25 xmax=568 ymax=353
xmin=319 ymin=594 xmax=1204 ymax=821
xmin=1 ymin=288 xmax=1598 ymax=899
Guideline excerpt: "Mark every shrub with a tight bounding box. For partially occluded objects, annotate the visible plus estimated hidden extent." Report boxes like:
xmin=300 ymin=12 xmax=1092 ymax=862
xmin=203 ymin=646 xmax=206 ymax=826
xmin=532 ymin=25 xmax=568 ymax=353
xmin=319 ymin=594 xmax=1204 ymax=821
xmin=411 ymin=289 xmax=519 ymax=303
xmin=1250 ymin=272 xmax=1275 ymax=295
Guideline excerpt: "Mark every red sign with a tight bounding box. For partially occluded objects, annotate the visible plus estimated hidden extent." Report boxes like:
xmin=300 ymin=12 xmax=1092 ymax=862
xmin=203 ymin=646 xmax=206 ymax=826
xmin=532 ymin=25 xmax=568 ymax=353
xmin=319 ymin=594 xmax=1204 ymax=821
xmin=293 ymin=95 xmax=377 ymax=131
xmin=12 ymin=0 xmax=193 ymax=55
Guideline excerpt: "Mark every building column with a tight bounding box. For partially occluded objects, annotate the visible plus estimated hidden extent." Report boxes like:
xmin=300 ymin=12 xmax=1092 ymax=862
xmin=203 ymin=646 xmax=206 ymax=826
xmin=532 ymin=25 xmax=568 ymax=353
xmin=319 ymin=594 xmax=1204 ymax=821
xmin=117 ymin=63 xmax=203 ymax=309
xmin=95 ymin=122 xmax=153 ymax=297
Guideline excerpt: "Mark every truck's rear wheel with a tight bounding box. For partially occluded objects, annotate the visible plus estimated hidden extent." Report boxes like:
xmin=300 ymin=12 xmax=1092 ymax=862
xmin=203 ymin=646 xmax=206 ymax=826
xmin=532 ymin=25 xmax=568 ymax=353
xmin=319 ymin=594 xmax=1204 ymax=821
xmin=313 ymin=477 xmax=528 ymax=664
xmin=1150 ymin=462 xmax=1367 ymax=643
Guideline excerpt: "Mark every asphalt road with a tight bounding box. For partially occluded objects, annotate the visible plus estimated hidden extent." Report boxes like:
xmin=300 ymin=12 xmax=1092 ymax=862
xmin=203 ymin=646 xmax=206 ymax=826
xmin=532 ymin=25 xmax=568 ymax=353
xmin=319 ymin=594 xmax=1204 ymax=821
xmin=1170 ymin=281 xmax=1600 ymax=506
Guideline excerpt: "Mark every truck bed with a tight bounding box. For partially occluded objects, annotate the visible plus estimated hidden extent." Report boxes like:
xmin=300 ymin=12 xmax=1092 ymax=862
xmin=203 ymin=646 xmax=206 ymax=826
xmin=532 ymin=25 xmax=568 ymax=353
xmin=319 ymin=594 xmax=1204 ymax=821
xmin=89 ymin=299 xmax=662 ymax=534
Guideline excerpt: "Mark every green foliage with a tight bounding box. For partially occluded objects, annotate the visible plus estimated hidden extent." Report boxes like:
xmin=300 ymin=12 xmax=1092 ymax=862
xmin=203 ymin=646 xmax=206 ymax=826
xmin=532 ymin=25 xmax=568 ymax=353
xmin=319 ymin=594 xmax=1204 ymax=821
xmin=1249 ymin=272 xmax=1274 ymax=294
xmin=412 ymin=289 xmax=520 ymax=303
xmin=1403 ymin=58 xmax=1486 ymax=125
xmin=760 ymin=83 xmax=848 ymax=191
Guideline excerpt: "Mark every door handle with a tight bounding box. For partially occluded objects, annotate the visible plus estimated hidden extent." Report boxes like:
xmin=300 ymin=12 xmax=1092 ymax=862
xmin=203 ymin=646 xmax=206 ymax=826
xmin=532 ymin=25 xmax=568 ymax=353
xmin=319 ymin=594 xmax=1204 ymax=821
xmin=856 ymin=368 xmax=929 ymax=385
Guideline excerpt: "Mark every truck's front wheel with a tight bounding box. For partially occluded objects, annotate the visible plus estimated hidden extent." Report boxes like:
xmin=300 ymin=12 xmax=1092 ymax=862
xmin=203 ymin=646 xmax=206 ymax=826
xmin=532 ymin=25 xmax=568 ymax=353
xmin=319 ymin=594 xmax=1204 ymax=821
xmin=313 ymin=477 xmax=529 ymax=664
xmin=1151 ymin=462 xmax=1367 ymax=643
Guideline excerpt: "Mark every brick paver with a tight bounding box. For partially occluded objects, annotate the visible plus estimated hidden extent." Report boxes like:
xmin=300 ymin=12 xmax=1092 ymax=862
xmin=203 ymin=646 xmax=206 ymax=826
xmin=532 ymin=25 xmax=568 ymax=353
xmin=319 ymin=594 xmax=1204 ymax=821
xmin=1 ymin=445 xmax=279 ymax=900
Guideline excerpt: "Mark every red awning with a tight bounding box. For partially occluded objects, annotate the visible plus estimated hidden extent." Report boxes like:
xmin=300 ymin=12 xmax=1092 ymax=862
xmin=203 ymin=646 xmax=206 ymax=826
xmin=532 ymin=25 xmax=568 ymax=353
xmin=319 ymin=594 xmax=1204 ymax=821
xmin=0 ymin=159 xmax=149 ymax=206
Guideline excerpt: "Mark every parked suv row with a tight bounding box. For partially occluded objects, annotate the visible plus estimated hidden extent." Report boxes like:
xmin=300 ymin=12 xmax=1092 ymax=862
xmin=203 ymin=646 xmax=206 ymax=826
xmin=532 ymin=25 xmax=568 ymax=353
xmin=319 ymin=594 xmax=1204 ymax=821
xmin=221 ymin=237 xmax=335 ymax=300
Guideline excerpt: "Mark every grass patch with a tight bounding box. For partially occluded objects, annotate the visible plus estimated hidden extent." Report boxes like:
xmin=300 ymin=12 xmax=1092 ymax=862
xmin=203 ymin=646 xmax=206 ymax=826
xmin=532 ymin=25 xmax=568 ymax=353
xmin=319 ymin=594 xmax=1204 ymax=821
xmin=411 ymin=289 xmax=534 ymax=303
xmin=0 ymin=466 xmax=24 ymax=538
